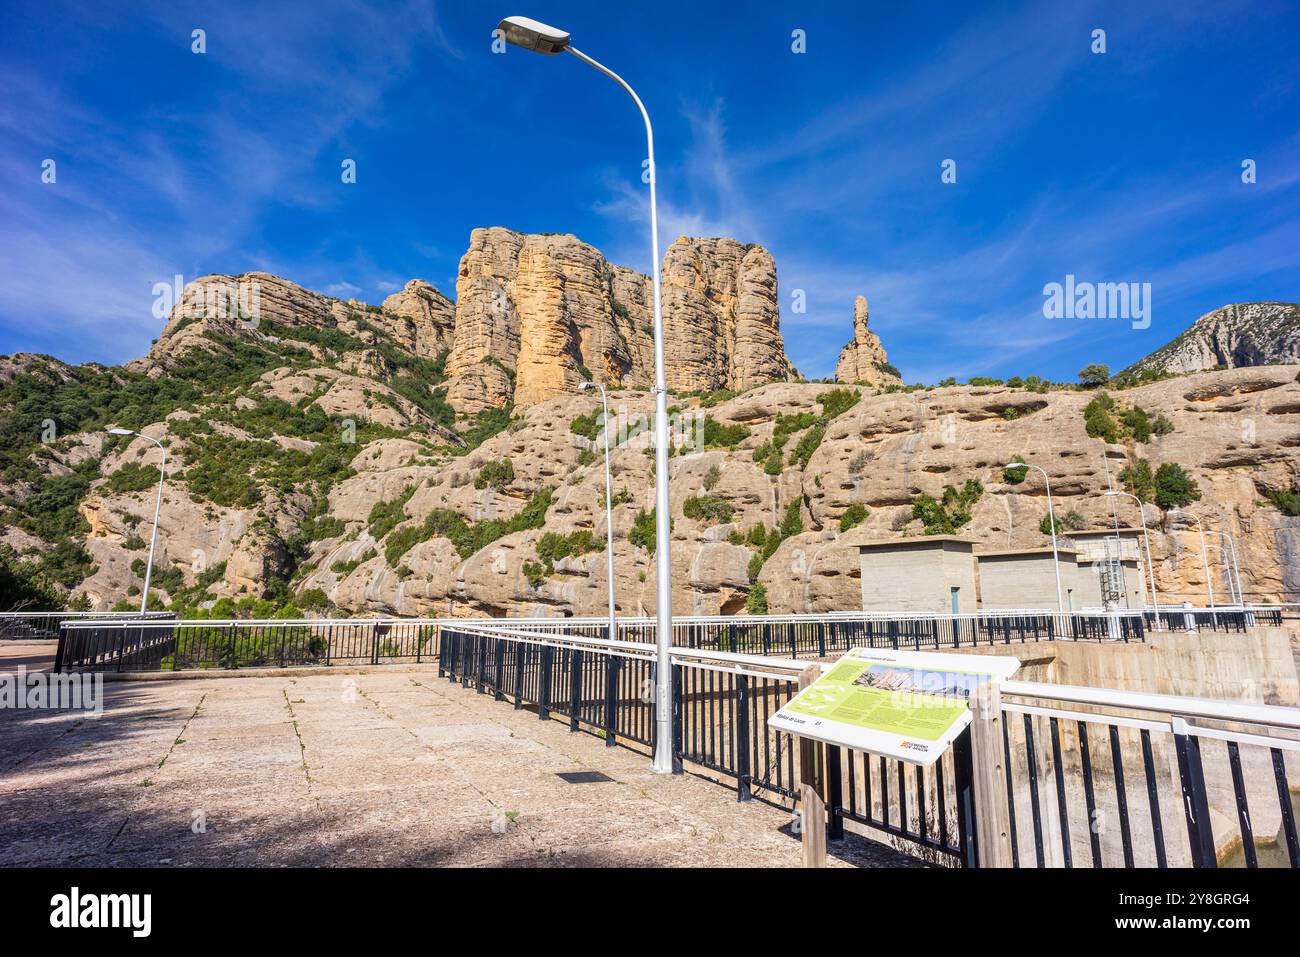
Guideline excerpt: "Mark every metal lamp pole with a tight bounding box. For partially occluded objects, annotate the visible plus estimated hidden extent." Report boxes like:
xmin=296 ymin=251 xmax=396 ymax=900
xmin=1103 ymin=490 xmax=1159 ymax=614
xmin=1170 ymin=508 xmax=1215 ymax=610
xmin=108 ymin=428 xmax=166 ymax=614
xmin=496 ymin=16 xmax=675 ymax=773
xmin=579 ymin=382 xmax=617 ymax=643
xmin=1003 ymin=461 xmax=1064 ymax=613
xmin=1207 ymin=531 xmax=1243 ymax=606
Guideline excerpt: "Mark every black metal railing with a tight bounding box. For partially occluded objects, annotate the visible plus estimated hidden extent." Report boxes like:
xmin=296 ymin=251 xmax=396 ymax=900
xmin=56 ymin=618 xmax=440 ymax=672
xmin=1145 ymin=607 xmax=1283 ymax=632
xmin=1 ymin=610 xmax=173 ymax=641
xmin=55 ymin=609 xmax=1150 ymax=673
xmin=503 ymin=610 xmax=1147 ymax=656
xmin=438 ymin=625 xmax=973 ymax=863
xmin=999 ymin=686 xmax=1300 ymax=869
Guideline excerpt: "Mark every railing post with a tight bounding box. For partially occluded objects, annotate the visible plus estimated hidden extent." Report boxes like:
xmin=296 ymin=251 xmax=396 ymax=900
xmin=736 ymin=673 xmax=752 ymax=802
xmin=538 ymin=644 xmax=553 ymax=720
xmin=569 ymin=648 xmax=582 ymax=732
xmin=514 ymin=641 xmax=526 ymax=710
xmin=953 ymin=725 xmax=978 ymax=868
xmin=826 ymin=745 xmax=844 ymax=840
xmin=371 ymin=623 xmax=380 ymax=665
xmin=816 ymin=621 xmax=827 ymax=658
xmin=797 ymin=665 xmax=827 ymax=867
xmin=54 ymin=626 xmax=67 ymax=673
xmin=475 ymin=633 xmax=487 ymax=693
xmin=604 ymin=653 xmax=618 ymax=747
xmin=969 ymin=681 xmax=1014 ymax=867
xmin=671 ymin=663 xmax=684 ymax=773
xmin=1173 ymin=717 xmax=1217 ymax=868
xmin=493 ymin=636 xmax=506 ymax=701
xmin=226 ymin=625 xmax=236 ymax=670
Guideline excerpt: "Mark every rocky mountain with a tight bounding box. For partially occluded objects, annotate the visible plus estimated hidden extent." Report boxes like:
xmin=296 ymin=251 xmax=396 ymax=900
xmin=3 ymin=230 xmax=1298 ymax=619
xmin=1121 ymin=302 xmax=1300 ymax=378
xmin=834 ymin=296 xmax=903 ymax=387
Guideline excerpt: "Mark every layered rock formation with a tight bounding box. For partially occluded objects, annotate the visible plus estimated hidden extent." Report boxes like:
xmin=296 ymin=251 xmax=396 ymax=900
xmin=1122 ymin=301 xmax=1300 ymax=377
xmin=834 ymin=295 xmax=902 ymax=386
xmin=446 ymin=227 xmax=797 ymax=410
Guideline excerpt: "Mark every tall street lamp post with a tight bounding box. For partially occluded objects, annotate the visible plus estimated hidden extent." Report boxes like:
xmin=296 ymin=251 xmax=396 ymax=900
xmin=1002 ymin=460 xmax=1064 ymax=614
xmin=1207 ymin=531 xmax=1244 ymax=606
xmin=1102 ymin=490 xmax=1159 ymax=614
xmin=108 ymin=428 xmax=166 ymax=615
xmin=579 ymin=381 xmax=617 ymax=643
xmin=496 ymin=16 xmax=675 ymax=773
xmin=1170 ymin=508 xmax=1215 ymax=611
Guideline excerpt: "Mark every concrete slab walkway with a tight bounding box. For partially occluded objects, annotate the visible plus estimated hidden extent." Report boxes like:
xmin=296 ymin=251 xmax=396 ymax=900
xmin=0 ymin=659 xmax=923 ymax=867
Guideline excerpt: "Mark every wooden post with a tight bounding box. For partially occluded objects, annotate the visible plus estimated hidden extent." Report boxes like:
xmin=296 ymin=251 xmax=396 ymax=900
xmin=797 ymin=665 xmax=827 ymax=868
xmin=970 ymin=680 xmax=1014 ymax=868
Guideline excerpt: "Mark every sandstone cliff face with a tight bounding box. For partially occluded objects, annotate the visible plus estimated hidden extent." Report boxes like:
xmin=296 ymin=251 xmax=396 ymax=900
xmin=274 ymin=365 xmax=1300 ymax=621
xmin=445 ymin=227 xmax=796 ymax=411
xmin=834 ymin=296 xmax=902 ymax=386
xmin=132 ymin=229 xmax=804 ymax=417
xmin=1122 ymin=302 xmax=1300 ymax=377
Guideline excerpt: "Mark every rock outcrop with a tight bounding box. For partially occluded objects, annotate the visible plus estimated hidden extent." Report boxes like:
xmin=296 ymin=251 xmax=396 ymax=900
xmin=1122 ymin=302 xmax=1300 ymax=378
xmin=378 ymin=279 xmax=455 ymax=358
xmin=129 ymin=228 xmax=806 ymax=416
xmin=446 ymin=227 xmax=797 ymax=411
xmin=835 ymin=296 xmax=902 ymax=386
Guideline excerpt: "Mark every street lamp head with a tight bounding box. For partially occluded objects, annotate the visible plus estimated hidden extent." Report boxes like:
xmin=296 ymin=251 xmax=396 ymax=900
xmin=108 ymin=428 xmax=134 ymax=436
xmin=1103 ymin=490 xmax=1122 ymax=497
xmin=1001 ymin=461 xmax=1027 ymax=469
xmin=497 ymin=16 xmax=571 ymax=54
xmin=578 ymin=381 xmax=594 ymax=392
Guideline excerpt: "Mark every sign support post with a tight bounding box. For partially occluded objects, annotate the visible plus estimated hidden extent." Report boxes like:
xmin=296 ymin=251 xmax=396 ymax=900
xmin=970 ymin=680 xmax=1014 ymax=867
xmin=797 ymin=665 xmax=827 ymax=868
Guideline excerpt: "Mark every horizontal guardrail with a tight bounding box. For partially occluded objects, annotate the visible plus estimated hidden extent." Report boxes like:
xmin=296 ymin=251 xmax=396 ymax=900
xmin=441 ymin=621 xmax=974 ymax=863
xmin=443 ymin=620 xmax=1300 ymax=870
xmin=54 ymin=609 xmax=1153 ymax=673
xmin=996 ymin=679 xmax=1300 ymax=869
xmin=0 ymin=611 xmax=174 ymax=641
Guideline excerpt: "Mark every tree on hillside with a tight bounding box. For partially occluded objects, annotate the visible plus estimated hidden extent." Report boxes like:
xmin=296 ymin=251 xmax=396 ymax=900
xmin=1154 ymin=463 xmax=1202 ymax=509
xmin=1077 ymin=364 xmax=1111 ymax=388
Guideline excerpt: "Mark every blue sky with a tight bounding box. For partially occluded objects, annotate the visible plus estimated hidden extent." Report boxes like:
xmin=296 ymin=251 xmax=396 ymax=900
xmin=2 ymin=0 xmax=1297 ymax=383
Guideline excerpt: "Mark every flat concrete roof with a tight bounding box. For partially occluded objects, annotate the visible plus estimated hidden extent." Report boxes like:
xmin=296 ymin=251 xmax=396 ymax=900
xmin=847 ymin=534 xmax=981 ymax=550
xmin=1061 ymin=528 xmax=1144 ymax=538
xmin=977 ymin=547 xmax=1080 ymax=558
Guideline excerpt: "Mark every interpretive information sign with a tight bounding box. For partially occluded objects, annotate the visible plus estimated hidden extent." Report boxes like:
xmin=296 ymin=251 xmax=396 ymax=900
xmin=767 ymin=647 xmax=1020 ymax=766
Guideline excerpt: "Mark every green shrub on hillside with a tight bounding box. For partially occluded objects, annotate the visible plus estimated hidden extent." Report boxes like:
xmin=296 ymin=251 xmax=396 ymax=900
xmin=629 ymin=508 xmax=659 ymax=553
xmin=682 ymin=495 xmax=734 ymax=525
xmin=367 ymin=485 xmax=416 ymax=541
xmin=817 ymin=388 xmax=860 ymax=420
xmin=702 ymin=417 xmax=751 ymax=449
xmin=1118 ymin=459 xmax=1156 ymax=503
xmin=839 ymin=503 xmax=869 ymax=533
xmin=1039 ymin=510 xmax=1085 ymax=536
xmin=911 ymin=480 xmax=983 ymax=535
xmin=1263 ymin=485 xmax=1300 ymax=516
xmin=474 ymin=459 xmax=515 ymax=490
xmin=1154 ymin=463 xmax=1201 ymax=509
xmin=1003 ymin=457 xmax=1028 ymax=484
xmin=106 ymin=462 xmax=161 ymax=493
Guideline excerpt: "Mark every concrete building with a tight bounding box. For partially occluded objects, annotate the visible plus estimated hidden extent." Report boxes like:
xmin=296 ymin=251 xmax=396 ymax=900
xmin=977 ymin=547 xmax=1080 ymax=611
xmin=848 ymin=529 xmax=1151 ymax=614
xmin=849 ymin=535 xmax=980 ymax=615
xmin=1060 ymin=528 xmax=1149 ymax=610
